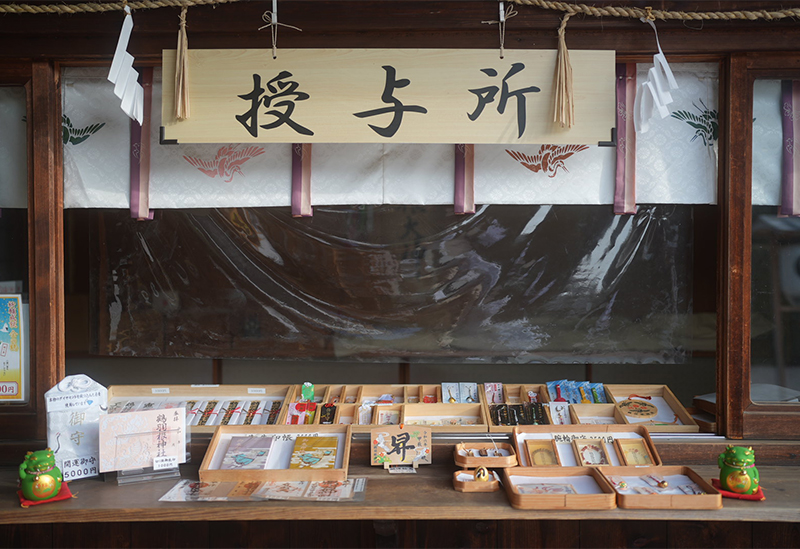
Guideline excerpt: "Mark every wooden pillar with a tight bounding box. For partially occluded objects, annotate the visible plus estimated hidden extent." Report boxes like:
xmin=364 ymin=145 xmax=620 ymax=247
xmin=29 ymin=60 xmax=65 ymax=439
xmin=719 ymin=53 xmax=750 ymax=439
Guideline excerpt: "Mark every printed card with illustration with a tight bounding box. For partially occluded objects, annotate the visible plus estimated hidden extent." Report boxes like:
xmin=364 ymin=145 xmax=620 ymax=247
xmin=516 ymin=483 xmax=577 ymax=495
xmin=305 ymin=479 xmax=354 ymax=499
xmin=227 ymin=481 xmax=264 ymax=499
xmin=254 ymin=481 xmax=310 ymax=499
xmin=159 ymin=480 xmax=210 ymax=502
xmin=220 ymin=436 xmax=274 ymax=470
xmin=98 ymin=407 xmax=186 ymax=472
xmin=289 ymin=436 xmax=338 ymax=469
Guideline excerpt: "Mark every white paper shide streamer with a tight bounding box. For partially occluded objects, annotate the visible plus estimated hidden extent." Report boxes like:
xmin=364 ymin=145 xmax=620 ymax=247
xmin=634 ymin=19 xmax=679 ymax=133
xmin=108 ymin=6 xmax=144 ymax=125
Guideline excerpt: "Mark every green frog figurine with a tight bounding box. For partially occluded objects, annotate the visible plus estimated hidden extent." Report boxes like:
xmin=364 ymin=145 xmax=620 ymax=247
xmin=718 ymin=445 xmax=759 ymax=495
xmin=19 ymin=448 xmax=63 ymax=501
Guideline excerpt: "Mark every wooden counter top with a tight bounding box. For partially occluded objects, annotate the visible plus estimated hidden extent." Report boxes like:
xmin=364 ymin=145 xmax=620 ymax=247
xmin=2 ymin=458 xmax=798 ymax=524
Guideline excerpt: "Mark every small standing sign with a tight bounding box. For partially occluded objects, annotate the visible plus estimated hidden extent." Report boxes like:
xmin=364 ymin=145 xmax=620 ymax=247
xmin=371 ymin=425 xmax=431 ymax=469
xmin=98 ymin=407 xmax=187 ymax=472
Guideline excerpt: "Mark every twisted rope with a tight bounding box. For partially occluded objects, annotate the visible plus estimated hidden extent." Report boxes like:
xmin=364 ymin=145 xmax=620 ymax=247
xmin=1 ymin=0 xmax=799 ymax=23
xmin=0 ymin=0 xmax=242 ymax=15
xmin=510 ymin=0 xmax=800 ymax=22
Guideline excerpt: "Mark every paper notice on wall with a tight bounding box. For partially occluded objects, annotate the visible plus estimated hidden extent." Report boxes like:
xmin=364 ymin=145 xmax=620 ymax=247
xmin=0 ymin=295 xmax=26 ymax=402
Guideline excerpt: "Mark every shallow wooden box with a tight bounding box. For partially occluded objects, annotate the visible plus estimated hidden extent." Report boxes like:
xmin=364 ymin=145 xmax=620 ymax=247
xmin=511 ymin=425 xmax=662 ymax=467
xmin=401 ymin=403 xmax=488 ymax=432
xmin=453 ymin=469 xmax=501 ymax=492
xmin=604 ymin=384 xmax=699 ymax=433
xmin=199 ymin=424 xmax=351 ymax=483
xmin=107 ymin=384 xmax=293 ymax=434
xmin=357 ymin=384 xmax=408 ymax=405
xmin=598 ymin=466 xmax=722 ymax=509
xmin=502 ymin=466 xmax=617 ymax=510
xmin=569 ymin=404 xmax=625 ymax=426
xmin=407 ymin=385 xmax=443 ymax=404
xmin=485 ymin=383 xmax=550 ymax=433
xmin=454 ymin=442 xmax=518 ymax=468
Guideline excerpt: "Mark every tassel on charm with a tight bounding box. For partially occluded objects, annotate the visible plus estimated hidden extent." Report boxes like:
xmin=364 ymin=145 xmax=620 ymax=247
xmin=554 ymin=13 xmax=574 ymax=128
xmin=175 ymin=6 xmax=190 ymax=120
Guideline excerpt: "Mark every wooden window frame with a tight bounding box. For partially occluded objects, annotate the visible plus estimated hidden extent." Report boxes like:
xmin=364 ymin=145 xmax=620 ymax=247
xmin=0 ymin=60 xmax=64 ymax=442
xmin=722 ymin=53 xmax=800 ymax=439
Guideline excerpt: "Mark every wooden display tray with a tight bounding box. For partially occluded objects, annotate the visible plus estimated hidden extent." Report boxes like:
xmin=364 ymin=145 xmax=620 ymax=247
xmin=107 ymin=384 xmax=293 ymax=434
xmin=453 ymin=470 xmax=501 ymax=492
xmin=402 ymin=403 xmax=488 ymax=432
xmin=502 ymin=466 xmax=617 ymax=510
xmin=569 ymin=404 xmax=625 ymax=426
xmin=598 ymin=466 xmax=722 ymax=509
xmin=484 ymin=383 xmax=551 ymax=433
xmin=511 ymin=425 xmax=662 ymax=467
xmin=298 ymin=385 xmax=452 ymax=432
xmin=453 ymin=442 xmax=518 ymax=468
xmin=604 ymin=384 xmax=699 ymax=433
xmin=199 ymin=424 xmax=351 ymax=483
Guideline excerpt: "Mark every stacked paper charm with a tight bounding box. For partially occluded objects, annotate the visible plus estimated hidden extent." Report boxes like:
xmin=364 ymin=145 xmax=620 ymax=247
xmin=108 ymin=6 xmax=144 ymax=125
xmin=45 ymin=375 xmax=108 ymax=481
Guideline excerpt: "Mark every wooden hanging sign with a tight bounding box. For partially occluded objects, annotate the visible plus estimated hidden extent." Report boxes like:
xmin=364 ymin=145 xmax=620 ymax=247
xmin=161 ymin=48 xmax=615 ymax=145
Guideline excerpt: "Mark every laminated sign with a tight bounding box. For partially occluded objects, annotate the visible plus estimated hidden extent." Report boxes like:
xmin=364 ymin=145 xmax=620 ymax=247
xmin=46 ymin=375 xmax=108 ymax=481
xmin=0 ymin=294 xmax=26 ymax=402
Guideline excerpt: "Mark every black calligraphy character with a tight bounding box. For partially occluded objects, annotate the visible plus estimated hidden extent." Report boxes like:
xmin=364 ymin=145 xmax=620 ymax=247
xmin=387 ymin=432 xmax=414 ymax=461
xmin=467 ymin=63 xmax=540 ymax=139
xmin=236 ymin=73 xmax=313 ymax=138
xmin=354 ymin=66 xmax=428 ymax=138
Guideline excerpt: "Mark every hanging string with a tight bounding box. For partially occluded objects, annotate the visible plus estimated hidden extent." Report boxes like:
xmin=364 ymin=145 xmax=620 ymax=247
xmin=174 ymin=6 xmax=190 ymax=120
xmin=553 ymin=13 xmax=573 ymax=128
xmin=258 ymin=0 xmax=302 ymax=60
xmin=482 ymin=2 xmax=518 ymax=59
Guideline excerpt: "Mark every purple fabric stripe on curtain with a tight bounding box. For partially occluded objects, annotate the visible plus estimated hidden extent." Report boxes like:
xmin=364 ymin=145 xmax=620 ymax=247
xmin=292 ymin=143 xmax=312 ymax=217
xmin=454 ymin=144 xmax=475 ymax=214
xmin=781 ymin=80 xmax=800 ymax=216
xmin=614 ymin=63 xmax=636 ymax=215
xmin=129 ymin=67 xmax=154 ymax=220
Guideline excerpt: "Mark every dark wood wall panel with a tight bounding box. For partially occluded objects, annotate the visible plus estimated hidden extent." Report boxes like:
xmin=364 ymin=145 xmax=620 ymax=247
xmin=3 ymin=519 xmax=800 ymax=548
xmin=3 ymin=2 xmax=800 ymax=60
xmin=130 ymin=521 xmax=209 ymax=548
xmin=580 ymin=520 xmax=667 ymax=549
xmin=752 ymin=522 xmax=800 ymax=549
xmin=0 ymin=523 xmax=53 ymax=549
xmin=667 ymin=521 xmax=752 ymax=549
xmin=53 ymin=522 xmax=131 ymax=548
xmin=498 ymin=519 xmax=579 ymax=548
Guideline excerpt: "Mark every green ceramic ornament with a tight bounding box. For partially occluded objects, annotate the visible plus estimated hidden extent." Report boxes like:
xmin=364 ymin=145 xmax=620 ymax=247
xmin=19 ymin=448 xmax=63 ymax=501
xmin=717 ymin=445 xmax=759 ymax=495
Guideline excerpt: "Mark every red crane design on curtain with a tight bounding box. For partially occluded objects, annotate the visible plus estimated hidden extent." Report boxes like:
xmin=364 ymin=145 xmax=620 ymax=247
xmin=505 ymin=144 xmax=589 ymax=178
xmin=183 ymin=144 xmax=266 ymax=182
